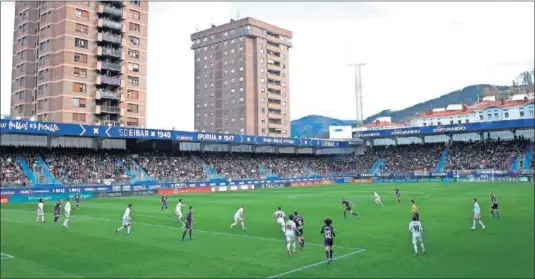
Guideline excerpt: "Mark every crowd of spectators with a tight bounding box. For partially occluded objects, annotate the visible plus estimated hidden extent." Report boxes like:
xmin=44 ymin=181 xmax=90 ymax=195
xmin=446 ymin=139 xmax=531 ymax=171
xmin=355 ymin=143 xmax=445 ymax=173
xmin=0 ymin=147 xmax=30 ymax=187
xmin=0 ymin=140 xmax=533 ymax=187
xmin=40 ymin=148 xmax=131 ymax=185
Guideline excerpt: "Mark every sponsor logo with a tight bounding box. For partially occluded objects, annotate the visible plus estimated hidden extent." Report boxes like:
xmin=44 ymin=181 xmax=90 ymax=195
xmin=392 ymin=129 xmax=421 ymax=136
xmin=133 ymin=190 xmax=155 ymax=196
xmin=353 ymin=132 xmax=381 ymax=138
xmin=122 ymin=185 xmax=131 ymax=192
xmin=0 ymin=190 xmax=16 ymax=196
xmin=96 ymin=192 xmax=123 ymax=198
xmin=133 ymin=185 xmax=147 ymax=191
xmin=158 ymin=187 xmax=211 ymax=195
xmin=32 ymin=189 xmax=51 ymax=194
xmin=0 ymin=196 xmax=9 ymax=204
xmin=52 ymin=188 xmax=65 ymax=193
xmin=69 ymin=188 xmax=81 ymax=193
xmin=432 ymin=126 xmax=467 ymax=133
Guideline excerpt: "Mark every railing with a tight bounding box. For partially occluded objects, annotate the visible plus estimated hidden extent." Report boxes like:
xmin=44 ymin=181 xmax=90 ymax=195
xmin=101 ymin=33 xmax=122 ymax=44
xmin=102 ymin=18 xmax=122 ymax=30
xmin=100 ymin=47 xmax=122 ymax=58
xmin=100 ymin=75 xmax=121 ymax=86
xmin=100 ymin=61 xmax=122 ymax=72
xmin=103 ymin=5 xmax=123 ymax=17
xmin=100 ymin=106 xmax=121 ymax=113
xmin=99 ymin=90 xmax=121 ymax=100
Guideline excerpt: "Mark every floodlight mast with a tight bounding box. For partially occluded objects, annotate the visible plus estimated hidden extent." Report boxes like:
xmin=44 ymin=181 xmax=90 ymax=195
xmin=349 ymin=63 xmax=366 ymax=127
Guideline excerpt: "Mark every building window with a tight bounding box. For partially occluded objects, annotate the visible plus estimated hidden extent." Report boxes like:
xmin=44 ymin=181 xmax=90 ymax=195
xmin=128 ymin=62 xmax=140 ymax=72
xmin=75 ymin=38 xmax=88 ymax=48
xmin=74 ymin=53 xmax=88 ymax=63
xmin=75 ymin=9 xmax=89 ymax=20
xmin=494 ymin=113 xmax=498 ymax=119
xmin=72 ymin=113 xmax=86 ymax=123
xmin=72 ymin=98 xmax=86 ymax=108
xmin=127 ymin=90 xmax=139 ymax=99
xmin=81 ymin=1 xmax=90 ymax=6
xmin=129 ymin=36 xmax=140 ymax=46
xmin=38 ymin=70 xmax=45 ymax=80
xmin=73 ymin=82 xmax=86 ymax=92
xmin=504 ymin=112 xmax=509 ymax=119
xmin=74 ymin=67 xmax=87 ymax=78
xmin=129 ymin=9 xmax=140 ymax=19
xmin=127 ymin=117 xmax=138 ymax=126
xmin=129 ymin=22 xmax=140 ymax=32
xmin=39 ymin=41 xmax=47 ymax=50
xmin=479 ymin=114 xmax=483 ymax=121
xmin=75 ymin=23 xmax=89 ymax=34
xmin=128 ymin=49 xmax=140 ymax=58
xmin=39 ymin=56 xmax=45 ymax=65
xmin=520 ymin=111 xmax=524 ymax=117
xmin=129 ymin=0 xmax=141 ymax=6
xmin=128 ymin=76 xmax=139 ymax=86
xmin=127 ymin=103 xmax=139 ymax=113
xmin=19 ymin=77 xmax=25 ymax=86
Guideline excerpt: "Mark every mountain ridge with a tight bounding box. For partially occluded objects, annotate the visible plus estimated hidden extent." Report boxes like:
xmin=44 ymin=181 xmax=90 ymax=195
xmin=290 ymin=84 xmax=514 ymax=138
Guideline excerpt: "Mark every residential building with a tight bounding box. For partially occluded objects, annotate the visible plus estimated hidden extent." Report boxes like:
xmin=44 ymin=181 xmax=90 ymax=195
xmin=10 ymin=0 xmax=148 ymax=127
xmin=191 ymin=17 xmax=292 ymax=136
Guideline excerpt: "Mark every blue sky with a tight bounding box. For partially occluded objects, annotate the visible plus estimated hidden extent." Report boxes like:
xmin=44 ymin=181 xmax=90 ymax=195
xmin=1 ymin=2 xmax=533 ymax=130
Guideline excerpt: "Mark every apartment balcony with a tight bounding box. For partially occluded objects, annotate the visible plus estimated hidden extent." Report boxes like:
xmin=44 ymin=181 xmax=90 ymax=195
xmin=267 ymin=122 xmax=283 ymax=129
xmin=267 ymin=54 xmax=281 ymax=62
xmin=267 ymin=82 xmax=282 ymax=91
xmin=266 ymin=44 xmax=281 ymax=53
xmin=267 ymin=102 xmax=282 ymax=110
xmin=94 ymin=119 xmax=122 ymax=127
xmin=267 ymin=73 xmax=281 ymax=81
xmin=95 ymin=105 xmax=121 ymax=114
xmin=98 ymin=32 xmax=122 ymax=44
xmin=97 ymin=46 xmax=122 ymax=59
xmin=268 ymin=128 xmax=283 ymax=135
xmin=267 ymin=63 xmax=281 ymax=71
xmin=96 ymin=90 xmax=122 ymax=101
xmin=97 ymin=61 xmax=123 ymax=73
xmin=268 ymin=112 xmax=282 ymax=119
xmin=98 ymin=18 xmax=122 ymax=31
xmin=97 ymin=75 xmax=123 ymax=86
xmin=98 ymin=4 xmax=123 ymax=17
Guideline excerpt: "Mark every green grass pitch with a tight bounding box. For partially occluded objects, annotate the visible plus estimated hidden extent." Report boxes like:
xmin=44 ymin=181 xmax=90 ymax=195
xmin=1 ymin=182 xmax=533 ymax=278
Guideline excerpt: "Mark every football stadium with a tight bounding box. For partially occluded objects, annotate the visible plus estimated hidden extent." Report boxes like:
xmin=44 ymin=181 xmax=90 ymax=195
xmin=1 ymin=1 xmax=534 ymax=279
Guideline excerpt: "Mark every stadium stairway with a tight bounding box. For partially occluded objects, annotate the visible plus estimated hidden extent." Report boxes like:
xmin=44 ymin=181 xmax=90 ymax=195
xmin=511 ymin=156 xmax=521 ymax=171
xmin=523 ymin=143 xmax=534 ymax=170
xmin=35 ymin=155 xmax=59 ymax=184
xmin=130 ymin=158 xmax=154 ymax=181
xmin=16 ymin=155 xmax=37 ymax=185
xmin=116 ymin=159 xmax=136 ymax=180
xmin=370 ymin=159 xmax=382 ymax=174
xmin=435 ymin=146 xmax=450 ymax=173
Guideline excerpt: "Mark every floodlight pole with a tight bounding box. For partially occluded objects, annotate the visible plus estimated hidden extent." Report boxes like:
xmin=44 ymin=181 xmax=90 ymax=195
xmin=350 ymin=63 xmax=366 ymax=127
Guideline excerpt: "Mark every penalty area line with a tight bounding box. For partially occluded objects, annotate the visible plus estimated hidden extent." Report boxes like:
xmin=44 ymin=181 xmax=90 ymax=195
xmin=265 ymin=248 xmax=367 ymax=278
xmin=1 ymin=253 xmax=15 ymax=260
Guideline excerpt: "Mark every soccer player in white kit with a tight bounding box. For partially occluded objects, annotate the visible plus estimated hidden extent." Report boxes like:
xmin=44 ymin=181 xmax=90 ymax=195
xmin=230 ymin=205 xmax=246 ymax=230
xmin=408 ymin=214 xmax=425 ymax=256
xmin=116 ymin=204 xmax=133 ymax=235
xmin=374 ymin=192 xmax=384 ymax=207
xmin=471 ymin=198 xmax=486 ymax=230
xmin=175 ymin=199 xmax=185 ymax=224
xmin=284 ymin=215 xmax=298 ymax=255
xmin=63 ymin=198 xmax=72 ymax=228
xmin=273 ymin=207 xmax=286 ymax=233
xmin=36 ymin=198 xmax=45 ymax=224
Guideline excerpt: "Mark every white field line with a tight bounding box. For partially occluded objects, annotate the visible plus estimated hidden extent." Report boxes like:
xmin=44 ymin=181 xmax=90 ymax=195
xmin=265 ymin=248 xmax=367 ymax=278
xmin=1 ymin=252 xmax=15 ymax=260
xmin=2 ymin=209 xmax=362 ymax=250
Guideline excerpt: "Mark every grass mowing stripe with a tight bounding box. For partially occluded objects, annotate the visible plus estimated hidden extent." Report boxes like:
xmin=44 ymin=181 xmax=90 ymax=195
xmin=265 ymin=248 xmax=367 ymax=278
xmin=2 ymin=209 xmax=363 ymax=250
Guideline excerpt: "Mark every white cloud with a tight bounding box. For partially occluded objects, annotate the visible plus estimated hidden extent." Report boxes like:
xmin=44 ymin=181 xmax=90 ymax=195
xmin=1 ymin=2 xmax=533 ymax=129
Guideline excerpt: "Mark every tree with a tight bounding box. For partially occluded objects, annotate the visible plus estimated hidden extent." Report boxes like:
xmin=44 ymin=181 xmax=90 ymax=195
xmin=520 ymin=71 xmax=533 ymax=86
